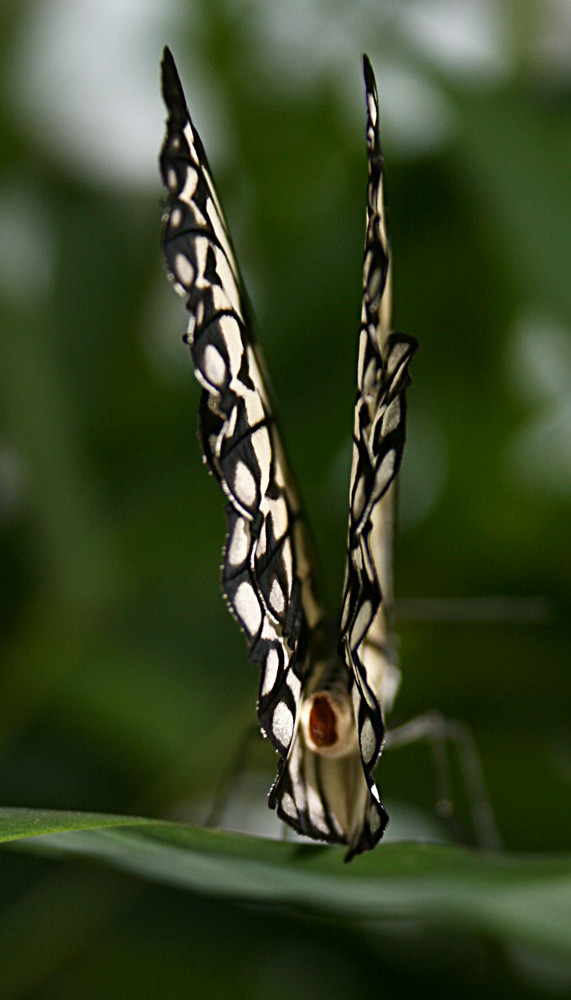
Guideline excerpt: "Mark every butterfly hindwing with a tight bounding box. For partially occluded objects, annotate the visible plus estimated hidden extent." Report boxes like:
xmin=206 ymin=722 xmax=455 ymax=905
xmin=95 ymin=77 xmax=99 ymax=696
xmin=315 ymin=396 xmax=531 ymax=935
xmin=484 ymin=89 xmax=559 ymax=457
xmin=160 ymin=48 xmax=322 ymax=766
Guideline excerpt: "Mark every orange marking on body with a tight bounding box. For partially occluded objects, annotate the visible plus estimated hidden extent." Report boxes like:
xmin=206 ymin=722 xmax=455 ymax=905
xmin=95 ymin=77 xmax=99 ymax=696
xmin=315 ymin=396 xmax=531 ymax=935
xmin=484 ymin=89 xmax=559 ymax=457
xmin=309 ymin=695 xmax=337 ymax=747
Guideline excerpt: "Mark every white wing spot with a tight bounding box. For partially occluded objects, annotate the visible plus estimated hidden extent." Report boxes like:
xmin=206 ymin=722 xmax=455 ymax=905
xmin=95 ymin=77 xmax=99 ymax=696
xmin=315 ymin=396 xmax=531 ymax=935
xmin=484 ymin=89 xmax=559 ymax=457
xmin=306 ymin=785 xmax=329 ymax=834
xmin=233 ymin=461 xmax=257 ymax=508
xmin=351 ymin=599 xmax=372 ymax=649
xmin=367 ymin=265 xmax=382 ymax=302
xmin=261 ymin=647 xmax=280 ymax=696
xmin=387 ymin=342 xmax=407 ymax=375
xmin=256 ymin=522 xmax=267 ymax=558
xmin=382 ymin=396 xmax=401 ymax=436
xmin=183 ymin=123 xmax=198 ymax=164
xmin=234 ymin=581 xmax=261 ymax=636
xmin=218 ymin=314 xmax=243 ymax=379
xmin=374 ymin=450 xmax=396 ymax=499
xmin=179 ymin=166 xmax=199 ymax=208
xmin=281 ymin=792 xmax=297 ymax=819
xmin=352 ymin=684 xmax=361 ymax=717
xmin=170 ymin=207 xmax=182 ymax=228
xmin=269 ymin=495 xmax=288 ymax=539
xmin=352 ymin=475 xmax=366 ymax=524
xmin=174 ymin=253 xmax=194 ymax=288
xmin=360 ymin=717 xmax=376 ymax=765
xmin=369 ymin=806 xmax=381 ymax=833
xmin=203 ymin=344 xmax=226 ymax=387
xmin=272 ymin=701 xmax=294 ymax=748
xmin=227 ymin=518 xmax=249 ymax=567
xmin=269 ymin=579 xmax=285 ymax=615
xmin=167 ymin=168 xmax=178 ymax=192
xmin=368 ymin=93 xmax=378 ymax=128
xmin=213 ymin=245 xmax=241 ymax=315
xmin=226 ymin=407 xmax=237 ymax=440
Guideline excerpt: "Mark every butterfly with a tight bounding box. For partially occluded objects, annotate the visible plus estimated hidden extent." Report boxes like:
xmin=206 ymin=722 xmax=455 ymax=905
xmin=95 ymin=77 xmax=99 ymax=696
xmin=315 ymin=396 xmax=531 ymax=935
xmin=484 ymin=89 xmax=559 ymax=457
xmin=159 ymin=48 xmax=418 ymax=860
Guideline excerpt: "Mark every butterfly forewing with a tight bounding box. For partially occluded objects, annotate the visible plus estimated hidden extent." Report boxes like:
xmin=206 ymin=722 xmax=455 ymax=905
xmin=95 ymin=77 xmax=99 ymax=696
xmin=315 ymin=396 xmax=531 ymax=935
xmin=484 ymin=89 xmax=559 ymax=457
xmin=338 ymin=56 xmax=419 ymax=856
xmin=160 ymin=48 xmax=322 ymax=769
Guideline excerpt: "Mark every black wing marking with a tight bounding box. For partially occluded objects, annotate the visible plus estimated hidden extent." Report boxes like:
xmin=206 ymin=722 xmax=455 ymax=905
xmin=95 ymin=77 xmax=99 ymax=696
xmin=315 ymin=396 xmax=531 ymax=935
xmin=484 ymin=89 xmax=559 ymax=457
xmin=159 ymin=48 xmax=323 ymax=770
xmin=338 ymin=55 xmax=419 ymax=857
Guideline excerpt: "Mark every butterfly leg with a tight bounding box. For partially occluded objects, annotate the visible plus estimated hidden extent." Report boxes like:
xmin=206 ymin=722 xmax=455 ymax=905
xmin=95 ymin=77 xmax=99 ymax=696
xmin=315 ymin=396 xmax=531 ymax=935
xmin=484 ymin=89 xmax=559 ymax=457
xmin=204 ymin=722 xmax=261 ymax=829
xmin=385 ymin=711 xmax=503 ymax=849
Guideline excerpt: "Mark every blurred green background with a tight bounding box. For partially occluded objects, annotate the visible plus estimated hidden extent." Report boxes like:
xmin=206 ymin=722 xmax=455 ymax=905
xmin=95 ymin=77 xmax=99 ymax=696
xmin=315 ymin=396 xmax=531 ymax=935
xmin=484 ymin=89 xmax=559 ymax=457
xmin=1 ymin=0 xmax=570 ymax=996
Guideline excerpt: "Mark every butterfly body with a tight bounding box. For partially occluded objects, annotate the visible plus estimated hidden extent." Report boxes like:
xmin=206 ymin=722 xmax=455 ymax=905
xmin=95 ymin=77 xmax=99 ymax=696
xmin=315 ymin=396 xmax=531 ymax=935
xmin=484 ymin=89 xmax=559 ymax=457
xmin=160 ymin=49 xmax=417 ymax=859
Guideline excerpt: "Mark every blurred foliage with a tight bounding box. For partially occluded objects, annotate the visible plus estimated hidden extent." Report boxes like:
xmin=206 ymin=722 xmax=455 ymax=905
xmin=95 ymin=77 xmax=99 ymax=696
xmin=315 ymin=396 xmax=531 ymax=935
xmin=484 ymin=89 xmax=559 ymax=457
xmin=3 ymin=808 xmax=571 ymax=999
xmin=1 ymin=0 xmax=570 ymax=997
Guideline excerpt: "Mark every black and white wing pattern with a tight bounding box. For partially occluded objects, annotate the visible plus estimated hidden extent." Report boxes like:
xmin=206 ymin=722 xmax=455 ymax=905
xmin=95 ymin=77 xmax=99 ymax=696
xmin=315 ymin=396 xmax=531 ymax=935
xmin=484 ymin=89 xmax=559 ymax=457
xmin=160 ymin=47 xmax=323 ymax=771
xmin=338 ymin=56 xmax=419 ymax=855
xmin=159 ymin=49 xmax=417 ymax=860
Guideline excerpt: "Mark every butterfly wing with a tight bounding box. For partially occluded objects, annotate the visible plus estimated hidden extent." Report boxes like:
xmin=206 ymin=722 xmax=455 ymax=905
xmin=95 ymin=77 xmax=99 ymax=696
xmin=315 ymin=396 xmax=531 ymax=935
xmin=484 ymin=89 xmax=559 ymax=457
xmin=338 ymin=56 xmax=419 ymax=857
xmin=159 ymin=48 xmax=323 ymax=776
xmin=160 ymin=50 xmax=417 ymax=860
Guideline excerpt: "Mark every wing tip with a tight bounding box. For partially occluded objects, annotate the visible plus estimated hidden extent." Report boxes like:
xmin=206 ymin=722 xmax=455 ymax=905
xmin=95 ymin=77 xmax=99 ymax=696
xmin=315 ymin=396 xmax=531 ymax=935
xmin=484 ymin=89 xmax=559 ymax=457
xmin=160 ymin=46 xmax=186 ymax=123
xmin=362 ymin=54 xmax=382 ymax=161
xmin=362 ymin=53 xmax=378 ymax=104
xmin=161 ymin=45 xmax=174 ymax=71
xmin=344 ymin=822 xmax=388 ymax=861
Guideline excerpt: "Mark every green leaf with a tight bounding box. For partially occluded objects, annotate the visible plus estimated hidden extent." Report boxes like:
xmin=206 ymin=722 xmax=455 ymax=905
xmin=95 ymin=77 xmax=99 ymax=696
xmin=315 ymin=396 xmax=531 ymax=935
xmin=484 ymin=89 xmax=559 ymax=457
xmin=2 ymin=807 xmax=571 ymax=965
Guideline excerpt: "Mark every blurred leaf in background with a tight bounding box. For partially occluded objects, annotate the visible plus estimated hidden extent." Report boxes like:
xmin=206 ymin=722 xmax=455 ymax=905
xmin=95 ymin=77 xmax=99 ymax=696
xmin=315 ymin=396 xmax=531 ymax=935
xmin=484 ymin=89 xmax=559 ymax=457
xmin=0 ymin=0 xmax=570 ymax=996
